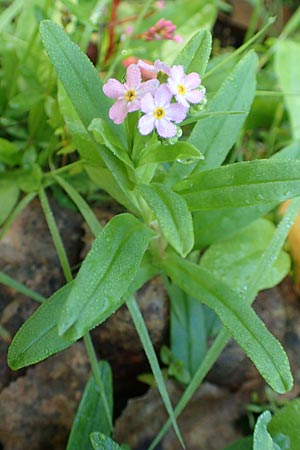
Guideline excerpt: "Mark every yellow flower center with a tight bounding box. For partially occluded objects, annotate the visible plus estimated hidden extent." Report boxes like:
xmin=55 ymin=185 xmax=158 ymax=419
xmin=125 ymin=89 xmax=137 ymax=102
xmin=177 ymin=84 xmax=186 ymax=95
xmin=154 ymin=107 xmax=165 ymax=120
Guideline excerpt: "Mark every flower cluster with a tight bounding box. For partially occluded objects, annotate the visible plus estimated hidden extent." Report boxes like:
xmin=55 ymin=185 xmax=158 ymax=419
xmin=103 ymin=60 xmax=206 ymax=138
xmin=142 ymin=18 xmax=182 ymax=43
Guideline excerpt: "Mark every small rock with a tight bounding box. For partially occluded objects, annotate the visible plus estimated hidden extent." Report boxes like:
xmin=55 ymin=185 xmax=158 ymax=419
xmin=0 ymin=343 xmax=90 ymax=450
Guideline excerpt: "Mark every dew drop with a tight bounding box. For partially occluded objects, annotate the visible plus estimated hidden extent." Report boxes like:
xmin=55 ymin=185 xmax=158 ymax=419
xmin=176 ymin=158 xmax=195 ymax=165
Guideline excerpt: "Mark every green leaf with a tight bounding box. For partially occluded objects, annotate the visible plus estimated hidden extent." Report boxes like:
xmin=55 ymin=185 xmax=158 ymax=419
xmin=157 ymin=250 xmax=293 ymax=393
xmin=275 ymin=40 xmax=300 ymax=140
xmin=139 ymin=183 xmax=194 ymax=257
xmin=7 ymin=283 xmax=73 ymax=370
xmin=253 ymin=411 xmax=282 ymax=450
xmin=223 ymin=437 xmax=253 ymax=450
xmin=55 ymin=175 xmax=102 ymax=237
xmin=188 ymin=51 xmax=258 ymax=169
xmin=272 ymin=141 xmax=300 ymax=160
xmin=193 ymin=203 xmax=274 ymax=248
xmin=269 ymin=399 xmax=300 ymax=450
xmin=85 ymin=165 xmax=137 ymax=214
xmin=0 ymin=182 xmax=19 ymax=226
xmin=173 ymin=29 xmax=212 ymax=76
xmin=89 ymin=118 xmax=133 ymax=168
xmin=7 ymin=253 xmax=156 ymax=370
xmin=66 ymin=361 xmax=113 ymax=450
xmin=166 ymin=280 xmax=208 ymax=376
xmin=39 ymin=20 xmax=121 ymax=136
xmin=58 ymin=214 xmax=154 ymax=341
xmin=90 ymin=433 xmax=122 ymax=450
xmin=0 ymin=138 xmax=21 ymax=166
xmin=137 ymin=141 xmax=203 ymax=166
xmin=175 ymin=159 xmax=300 ymax=211
xmin=199 ymin=218 xmax=290 ymax=291
xmin=17 ymin=164 xmax=42 ymax=193
xmin=57 ymin=83 xmax=103 ymax=166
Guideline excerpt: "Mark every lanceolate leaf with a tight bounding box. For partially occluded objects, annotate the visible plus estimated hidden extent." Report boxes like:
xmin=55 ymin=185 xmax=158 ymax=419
xmin=66 ymin=361 xmax=113 ymax=450
xmin=199 ymin=218 xmax=290 ymax=291
xmin=193 ymin=203 xmax=274 ymax=248
xmin=89 ymin=118 xmax=133 ymax=169
xmin=139 ymin=183 xmax=194 ymax=257
xmin=175 ymin=159 xmax=300 ymax=211
xmin=39 ymin=20 xmax=121 ymax=136
xmin=57 ymin=83 xmax=103 ymax=166
xmin=7 ymin=283 xmax=74 ymax=370
xmin=157 ymin=250 xmax=293 ymax=393
xmin=58 ymin=214 xmax=154 ymax=341
xmin=188 ymin=51 xmax=258 ymax=170
xmin=90 ymin=433 xmax=122 ymax=450
xmin=137 ymin=141 xmax=203 ymax=166
xmin=7 ymin=254 xmax=156 ymax=370
xmin=275 ymin=40 xmax=300 ymax=141
xmin=253 ymin=411 xmax=282 ymax=450
xmin=173 ymin=29 xmax=212 ymax=76
xmin=269 ymin=399 xmax=300 ymax=450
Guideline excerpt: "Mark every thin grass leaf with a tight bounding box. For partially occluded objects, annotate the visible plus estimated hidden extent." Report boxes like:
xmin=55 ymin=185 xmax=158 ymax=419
xmin=0 ymin=271 xmax=45 ymax=303
xmin=0 ymin=192 xmax=36 ymax=241
xmin=55 ymin=175 xmax=102 ymax=236
xmin=126 ymin=295 xmax=185 ymax=449
xmin=39 ymin=187 xmax=72 ymax=282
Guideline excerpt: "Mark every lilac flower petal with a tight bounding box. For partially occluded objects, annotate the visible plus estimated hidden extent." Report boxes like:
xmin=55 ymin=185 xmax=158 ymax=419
xmin=185 ymin=72 xmax=201 ymax=90
xmin=156 ymin=118 xmax=177 ymax=138
xmin=169 ymin=65 xmax=184 ymax=83
xmin=127 ymin=98 xmax=141 ymax=112
xmin=141 ymin=93 xmax=155 ymax=114
xmin=175 ymin=95 xmax=190 ymax=108
xmin=103 ymin=79 xmax=125 ymax=98
xmin=138 ymin=60 xmax=158 ymax=73
xmin=126 ymin=64 xmax=141 ymax=88
xmin=154 ymin=84 xmax=173 ymax=106
xmin=167 ymin=77 xmax=177 ymax=95
xmin=185 ymin=89 xmax=205 ymax=104
xmin=154 ymin=60 xmax=171 ymax=75
xmin=140 ymin=79 xmax=160 ymax=95
xmin=167 ymin=103 xmax=188 ymax=122
xmin=109 ymin=99 xmax=128 ymax=124
xmin=138 ymin=114 xmax=155 ymax=135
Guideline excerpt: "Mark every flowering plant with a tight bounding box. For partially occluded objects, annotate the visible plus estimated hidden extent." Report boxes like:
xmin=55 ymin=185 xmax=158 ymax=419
xmin=103 ymin=60 xmax=206 ymax=137
xmin=2 ymin=2 xmax=300 ymax=449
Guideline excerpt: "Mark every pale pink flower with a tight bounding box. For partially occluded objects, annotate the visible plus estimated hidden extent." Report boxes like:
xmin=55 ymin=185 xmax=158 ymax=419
xmin=138 ymin=59 xmax=171 ymax=76
xmin=103 ymin=64 xmax=159 ymax=124
xmin=138 ymin=84 xmax=187 ymax=138
xmin=142 ymin=18 xmax=182 ymax=43
xmin=167 ymin=65 xmax=206 ymax=108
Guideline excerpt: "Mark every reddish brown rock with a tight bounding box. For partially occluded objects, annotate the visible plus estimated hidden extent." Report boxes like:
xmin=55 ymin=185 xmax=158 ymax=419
xmin=0 ymin=343 xmax=90 ymax=450
xmin=114 ymin=381 xmax=245 ymax=450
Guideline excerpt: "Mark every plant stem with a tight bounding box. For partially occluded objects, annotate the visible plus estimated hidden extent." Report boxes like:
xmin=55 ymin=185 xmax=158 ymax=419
xmin=83 ymin=333 xmax=113 ymax=431
xmin=103 ymin=0 xmax=155 ymax=81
